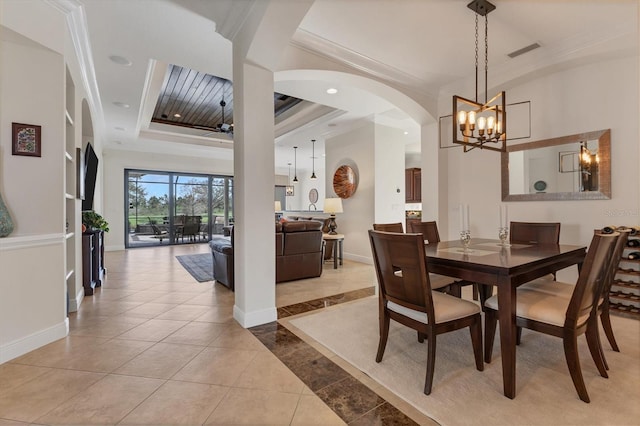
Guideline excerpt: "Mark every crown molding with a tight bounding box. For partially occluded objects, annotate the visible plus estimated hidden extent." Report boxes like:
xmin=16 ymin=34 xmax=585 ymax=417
xmin=290 ymin=29 xmax=438 ymax=100
xmin=47 ymin=0 xmax=105 ymax=140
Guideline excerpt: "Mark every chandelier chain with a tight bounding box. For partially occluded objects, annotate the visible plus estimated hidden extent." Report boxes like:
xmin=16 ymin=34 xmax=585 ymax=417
xmin=485 ymin=14 xmax=489 ymax=104
xmin=474 ymin=13 xmax=479 ymax=102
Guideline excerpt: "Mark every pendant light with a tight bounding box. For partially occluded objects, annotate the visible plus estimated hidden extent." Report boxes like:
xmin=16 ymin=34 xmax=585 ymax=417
xmin=292 ymin=146 xmax=299 ymax=183
xmin=310 ymin=139 xmax=317 ymax=180
xmin=286 ymin=162 xmax=294 ymax=196
xmin=452 ymin=0 xmax=506 ymax=152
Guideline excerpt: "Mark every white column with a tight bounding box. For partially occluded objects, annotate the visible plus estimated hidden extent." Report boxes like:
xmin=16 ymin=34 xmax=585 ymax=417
xmin=232 ymin=55 xmax=277 ymax=327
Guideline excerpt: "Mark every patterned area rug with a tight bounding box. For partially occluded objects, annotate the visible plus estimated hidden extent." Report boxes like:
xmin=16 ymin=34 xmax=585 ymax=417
xmin=176 ymin=253 xmax=213 ymax=282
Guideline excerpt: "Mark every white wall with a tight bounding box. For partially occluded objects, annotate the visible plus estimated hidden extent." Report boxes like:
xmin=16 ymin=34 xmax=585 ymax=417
xmin=439 ymin=55 xmax=639 ymax=279
xmin=102 ymin=148 xmax=233 ymax=251
xmin=325 ymin=124 xmax=375 ymax=263
xmin=0 ymin=2 xmax=77 ymax=362
xmin=374 ymin=123 xmax=406 ymax=226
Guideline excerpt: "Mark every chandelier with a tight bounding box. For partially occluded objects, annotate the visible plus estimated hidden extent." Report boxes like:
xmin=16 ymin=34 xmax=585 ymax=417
xmin=286 ymin=162 xmax=294 ymax=196
xmin=453 ymin=0 xmax=506 ymax=152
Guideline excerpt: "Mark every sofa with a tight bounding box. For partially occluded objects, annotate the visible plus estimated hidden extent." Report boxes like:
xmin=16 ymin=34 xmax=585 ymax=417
xmin=286 ymin=216 xmax=335 ymax=260
xmin=209 ymin=220 xmax=324 ymax=290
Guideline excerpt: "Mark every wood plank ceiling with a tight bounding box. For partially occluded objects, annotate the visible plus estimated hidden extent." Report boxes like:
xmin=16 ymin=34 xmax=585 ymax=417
xmin=152 ymin=64 xmax=302 ymax=134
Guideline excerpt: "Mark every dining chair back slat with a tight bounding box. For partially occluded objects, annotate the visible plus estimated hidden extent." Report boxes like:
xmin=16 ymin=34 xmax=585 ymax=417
xmin=408 ymin=221 xmax=441 ymax=244
xmin=373 ymin=222 xmax=404 ymax=233
xmin=510 ymin=221 xmax=561 ymax=245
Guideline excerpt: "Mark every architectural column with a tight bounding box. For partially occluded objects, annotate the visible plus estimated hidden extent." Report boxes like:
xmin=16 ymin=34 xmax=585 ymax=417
xmin=230 ymin=0 xmax=313 ymax=327
xmin=420 ymin=123 xmax=440 ymax=224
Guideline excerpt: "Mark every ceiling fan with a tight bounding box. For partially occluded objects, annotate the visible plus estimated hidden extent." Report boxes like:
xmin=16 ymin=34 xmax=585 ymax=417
xmin=215 ymin=98 xmax=233 ymax=134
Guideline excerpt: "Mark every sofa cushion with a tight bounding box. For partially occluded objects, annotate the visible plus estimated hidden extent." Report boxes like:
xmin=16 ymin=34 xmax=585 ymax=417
xmin=283 ymin=220 xmax=322 ymax=232
xmin=209 ymin=238 xmax=233 ymax=255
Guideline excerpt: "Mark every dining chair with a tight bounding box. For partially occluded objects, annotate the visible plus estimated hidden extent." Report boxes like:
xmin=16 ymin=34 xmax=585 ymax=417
xmin=510 ymin=221 xmax=561 ymax=245
xmin=484 ymin=231 xmax=619 ymax=403
xmin=407 ymin=221 xmax=461 ymax=294
xmin=373 ymin=222 xmax=404 ymax=233
xmin=368 ymin=230 xmax=483 ymax=395
xmin=407 ymin=220 xmax=440 ymax=244
xmin=517 ymin=229 xmax=629 ymax=363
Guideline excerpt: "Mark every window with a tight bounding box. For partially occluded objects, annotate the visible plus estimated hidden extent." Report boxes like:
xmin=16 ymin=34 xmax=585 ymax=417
xmin=125 ymin=169 xmax=233 ymax=248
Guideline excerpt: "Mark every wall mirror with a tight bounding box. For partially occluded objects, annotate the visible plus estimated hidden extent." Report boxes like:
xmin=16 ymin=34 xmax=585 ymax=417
xmin=501 ymin=129 xmax=610 ymax=201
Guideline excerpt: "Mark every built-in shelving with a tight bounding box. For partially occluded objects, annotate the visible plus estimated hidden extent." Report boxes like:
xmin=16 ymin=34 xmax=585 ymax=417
xmin=64 ymin=66 xmax=80 ymax=314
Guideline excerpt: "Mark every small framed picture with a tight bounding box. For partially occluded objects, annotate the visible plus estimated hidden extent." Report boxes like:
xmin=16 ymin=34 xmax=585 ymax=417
xmin=12 ymin=122 xmax=41 ymax=157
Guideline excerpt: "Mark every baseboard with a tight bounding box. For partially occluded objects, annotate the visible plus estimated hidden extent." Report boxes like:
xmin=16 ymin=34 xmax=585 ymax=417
xmin=0 ymin=318 xmax=69 ymax=363
xmin=233 ymin=305 xmax=277 ymax=328
xmin=68 ymin=288 xmax=85 ymax=312
xmin=344 ymin=253 xmax=373 ymax=265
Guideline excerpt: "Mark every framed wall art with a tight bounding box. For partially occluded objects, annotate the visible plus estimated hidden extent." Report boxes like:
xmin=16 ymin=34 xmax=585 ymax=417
xmin=12 ymin=122 xmax=41 ymax=157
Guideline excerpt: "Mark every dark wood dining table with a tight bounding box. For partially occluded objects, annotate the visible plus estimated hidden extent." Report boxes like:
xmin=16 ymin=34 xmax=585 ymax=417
xmin=423 ymin=238 xmax=586 ymax=399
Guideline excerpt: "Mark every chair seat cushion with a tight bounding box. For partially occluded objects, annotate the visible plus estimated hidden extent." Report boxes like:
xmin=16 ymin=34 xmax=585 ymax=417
xmin=391 ymin=271 xmax=453 ymax=291
xmin=429 ymin=273 xmax=456 ymax=290
xmin=518 ymin=280 xmax=574 ymax=298
xmin=485 ymin=289 xmax=582 ymax=327
xmin=388 ymin=292 xmax=480 ymax=324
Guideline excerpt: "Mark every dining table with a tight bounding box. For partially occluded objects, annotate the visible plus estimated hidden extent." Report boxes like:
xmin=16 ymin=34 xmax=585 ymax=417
xmin=423 ymin=238 xmax=586 ymax=399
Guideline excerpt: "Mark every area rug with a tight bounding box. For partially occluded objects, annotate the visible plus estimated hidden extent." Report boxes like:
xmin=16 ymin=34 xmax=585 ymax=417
xmin=290 ymin=296 xmax=640 ymax=426
xmin=175 ymin=253 xmax=213 ymax=282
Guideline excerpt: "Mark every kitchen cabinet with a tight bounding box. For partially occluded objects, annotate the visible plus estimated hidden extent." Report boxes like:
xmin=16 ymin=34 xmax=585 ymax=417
xmin=405 ymin=168 xmax=422 ymax=202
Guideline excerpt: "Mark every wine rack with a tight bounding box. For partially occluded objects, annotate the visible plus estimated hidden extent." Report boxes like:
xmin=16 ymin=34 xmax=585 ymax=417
xmin=610 ymin=230 xmax=640 ymax=320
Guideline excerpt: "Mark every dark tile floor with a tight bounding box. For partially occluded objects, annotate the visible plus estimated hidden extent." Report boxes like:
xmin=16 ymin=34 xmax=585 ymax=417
xmin=252 ymin=288 xmax=422 ymax=425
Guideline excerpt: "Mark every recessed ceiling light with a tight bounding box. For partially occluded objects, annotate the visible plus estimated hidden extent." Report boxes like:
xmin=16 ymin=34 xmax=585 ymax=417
xmin=173 ymin=113 xmax=181 ymax=118
xmin=114 ymin=126 xmax=125 ymax=131
xmin=326 ymin=88 xmax=338 ymax=95
xmin=109 ymin=55 xmax=132 ymax=66
xmin=113 ymin=101 xmax=130 ymax=108
xmin=404 ymin=131 xmax=409 ymax=135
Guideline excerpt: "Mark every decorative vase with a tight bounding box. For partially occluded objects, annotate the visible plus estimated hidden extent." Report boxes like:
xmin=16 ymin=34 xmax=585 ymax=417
xmin=0 ymin=192 xmax=14 ymax=237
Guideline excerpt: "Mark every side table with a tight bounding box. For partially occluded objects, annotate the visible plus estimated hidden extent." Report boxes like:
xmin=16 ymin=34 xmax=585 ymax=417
xmin=322 ymin=233 xmax=344 ymax=269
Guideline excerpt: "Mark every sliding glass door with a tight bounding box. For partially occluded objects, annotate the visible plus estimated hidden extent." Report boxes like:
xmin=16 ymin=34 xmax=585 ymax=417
xmin=126 ymin=170 xmax=233 ymax=248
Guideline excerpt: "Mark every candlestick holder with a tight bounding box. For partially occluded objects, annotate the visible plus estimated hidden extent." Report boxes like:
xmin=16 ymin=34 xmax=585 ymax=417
xmin=459 ymin=230 xmax=472 ymax=253
xmin=498 ymin=227 xmax=510 ymax=247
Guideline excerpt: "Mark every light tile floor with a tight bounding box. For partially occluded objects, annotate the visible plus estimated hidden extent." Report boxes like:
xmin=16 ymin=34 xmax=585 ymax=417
xmin=0 ymin=243 xmax=436 ymax=425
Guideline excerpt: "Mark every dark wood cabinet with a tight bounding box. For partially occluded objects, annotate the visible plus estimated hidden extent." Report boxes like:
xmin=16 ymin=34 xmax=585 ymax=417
xmin=82 ymin=230 xmax=105 ymax=296
xmin=405 ymin=168 xmax=422 ymax=202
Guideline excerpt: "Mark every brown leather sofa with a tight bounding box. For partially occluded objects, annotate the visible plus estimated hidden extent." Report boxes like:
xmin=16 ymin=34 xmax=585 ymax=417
xmin=209 ymin=220 xmax=324 ymax=290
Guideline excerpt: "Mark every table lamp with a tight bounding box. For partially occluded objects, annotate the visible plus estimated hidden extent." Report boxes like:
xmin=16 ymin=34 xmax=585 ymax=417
xmin=323 ymin=198 xmax=343 ymax=234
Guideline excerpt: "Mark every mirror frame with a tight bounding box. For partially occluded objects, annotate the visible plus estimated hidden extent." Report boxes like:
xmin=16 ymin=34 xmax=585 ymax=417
xmin=501 ymin=129 xmax=611 ymax=201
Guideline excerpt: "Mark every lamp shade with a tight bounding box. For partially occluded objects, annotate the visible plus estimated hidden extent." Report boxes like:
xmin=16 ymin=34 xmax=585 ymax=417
xmin=323 ymin=198 xmax=343 ymax=214
xmin=274 ymin=201 xmax=282 ymax=212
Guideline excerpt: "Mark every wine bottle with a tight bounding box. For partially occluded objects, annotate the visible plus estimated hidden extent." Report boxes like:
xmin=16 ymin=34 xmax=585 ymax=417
xmin=628 ymin=252 xmax=640 ymax=260
xmin=601 ymin=226 xmax=616 ymax=234
xmin=627 ymin=239 xmax=640 ymax=247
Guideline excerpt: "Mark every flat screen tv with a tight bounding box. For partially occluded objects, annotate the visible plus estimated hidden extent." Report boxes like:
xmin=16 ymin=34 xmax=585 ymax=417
xmin=82 ymin=142 xmax=99 ymax=211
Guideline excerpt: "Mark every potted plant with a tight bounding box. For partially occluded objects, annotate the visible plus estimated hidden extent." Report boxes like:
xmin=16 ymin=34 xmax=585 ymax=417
xmin=82 ymin=211 xmax=110 ymax=233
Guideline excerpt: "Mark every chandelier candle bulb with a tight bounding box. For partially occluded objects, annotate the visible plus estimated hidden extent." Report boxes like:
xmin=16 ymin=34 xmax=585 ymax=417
xmin=468 ymin=111 xmax=476 ymax=125
xmin=487 ymin=116 xmax=495 ymax=131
